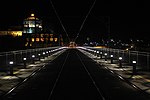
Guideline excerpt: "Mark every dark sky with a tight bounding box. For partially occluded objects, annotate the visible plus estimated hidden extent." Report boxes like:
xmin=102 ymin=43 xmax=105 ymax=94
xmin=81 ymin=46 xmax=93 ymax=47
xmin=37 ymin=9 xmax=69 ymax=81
xmin=0 ymin=0 xmax=149 ymax=41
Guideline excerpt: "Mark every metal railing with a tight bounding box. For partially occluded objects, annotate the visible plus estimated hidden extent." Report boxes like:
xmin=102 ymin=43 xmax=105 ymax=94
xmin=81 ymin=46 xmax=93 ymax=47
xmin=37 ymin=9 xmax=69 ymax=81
xmin=0 ymin=46 xmax=65 ymax=72
xmin=81 ymin=46 xmax=150 ymax=71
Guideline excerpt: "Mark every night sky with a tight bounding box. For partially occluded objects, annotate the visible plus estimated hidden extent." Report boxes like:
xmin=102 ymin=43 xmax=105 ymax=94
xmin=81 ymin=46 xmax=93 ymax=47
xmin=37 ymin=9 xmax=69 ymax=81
xmin=0 ymin=0 xmax=149 ymax=42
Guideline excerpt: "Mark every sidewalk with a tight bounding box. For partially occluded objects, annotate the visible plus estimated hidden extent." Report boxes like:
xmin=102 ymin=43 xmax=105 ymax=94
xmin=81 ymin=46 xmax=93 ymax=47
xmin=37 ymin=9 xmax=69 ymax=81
xmin=80 ymin=49 xmax=150 ymax=95
xmin=1 ymin=49 xmax=150 ymax=97
xmin=0 ymin=50 xmax=65 ymax=96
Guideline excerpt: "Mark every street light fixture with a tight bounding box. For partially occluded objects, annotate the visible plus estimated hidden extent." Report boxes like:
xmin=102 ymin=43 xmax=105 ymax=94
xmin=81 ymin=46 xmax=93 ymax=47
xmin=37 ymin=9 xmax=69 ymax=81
xmin=32 ymin=55 xmax=35 ymax=64
xmin=110 ymin=55 xmax=113 ymax=64
xmin=104 ymin=53 xmax=107 ymax=61
xmin=9 ymin=61 xmax=14 ymax=76
xmin=119 ymin=57 xmax=122 ymax=67
xmin=23 ymin=57 xmax=27 ymax=68
xmin=132 ymin=61 xmax=137 ymax=74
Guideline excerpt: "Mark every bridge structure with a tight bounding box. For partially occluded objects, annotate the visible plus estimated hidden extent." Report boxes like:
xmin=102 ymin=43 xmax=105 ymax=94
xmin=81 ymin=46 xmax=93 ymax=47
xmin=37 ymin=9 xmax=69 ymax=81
xmin=0 ymin=46 xmax=150 ymax=100
xmin=0 ymin=46 xmax=150 ymax=74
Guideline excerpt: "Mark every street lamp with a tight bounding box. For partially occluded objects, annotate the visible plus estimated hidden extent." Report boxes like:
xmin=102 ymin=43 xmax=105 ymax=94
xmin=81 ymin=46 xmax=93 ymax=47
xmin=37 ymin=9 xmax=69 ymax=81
xmin=110 ymin=55 xmax=113 ymax=64
xmin=9 ymin=61 xmax=14 ymax=76
xmin=38 ymin=54 xmax=41 ymax=61
xmin=100 ymin=52 xmax=103 ymax=59
xmin=97 ymin=51 xmax=99 ymax=58
xmin=104 ymin=53 xmax=107 ymax=61
xmin=132 ymin=61 xmax=137 ymax=74
xmin=119 ymin=57 xmax=122 ymax=67
xmin=23 ymin=57 xmax=27 ymax=68
xmin=32 ymin=55 xmax=35 ymax=64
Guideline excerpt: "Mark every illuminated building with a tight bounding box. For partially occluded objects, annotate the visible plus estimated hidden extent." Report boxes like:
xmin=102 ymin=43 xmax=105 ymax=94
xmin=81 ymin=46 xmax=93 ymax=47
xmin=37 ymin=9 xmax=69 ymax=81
xmin=0 ymin=26 xmax=22 ymax=37
xmin=0 ymin=13 xmax=63 ymax=50
xmin=23 ymin=13 xmax=63 ymax=48
xmin=23 ymin=13 xmax=43 ymax=48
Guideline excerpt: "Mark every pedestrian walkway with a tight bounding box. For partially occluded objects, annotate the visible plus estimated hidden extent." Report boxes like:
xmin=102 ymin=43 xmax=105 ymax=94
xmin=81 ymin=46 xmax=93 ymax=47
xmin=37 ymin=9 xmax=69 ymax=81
xmin=1 ymin=48 xmax=150 ymax=97
xmin=0 ymin=50 xmax=65 ymax=96
xmin=80 ymin=49 xmax=150 ymax=95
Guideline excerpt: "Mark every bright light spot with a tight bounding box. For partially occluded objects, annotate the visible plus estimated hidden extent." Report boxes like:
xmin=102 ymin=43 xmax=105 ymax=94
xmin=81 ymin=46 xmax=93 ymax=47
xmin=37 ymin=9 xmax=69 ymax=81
xmin=23 ymin=58 xmax=26 ymax=61
xmin=31 ymin=13 xmax=34 ymax=16
xmin=9 ymin=61 xmax=13 ymax=65
xmin=32 ymin=55 xmax=35 ymax=58
xmin=119 ymin=57 xmax=122 ymax=60
xmin=125 ymin=48 xmax=129 ymax=51
xmin=132 ymin=61 xmax=136 ymax=64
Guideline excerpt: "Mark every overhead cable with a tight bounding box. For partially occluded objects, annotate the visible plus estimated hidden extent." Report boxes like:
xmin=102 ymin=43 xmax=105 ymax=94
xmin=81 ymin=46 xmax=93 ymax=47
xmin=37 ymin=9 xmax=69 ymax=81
xmin=50 ymin=0 xmax=70 ymax=42
xmin=74 ymin=0 xmax=97 ymax=42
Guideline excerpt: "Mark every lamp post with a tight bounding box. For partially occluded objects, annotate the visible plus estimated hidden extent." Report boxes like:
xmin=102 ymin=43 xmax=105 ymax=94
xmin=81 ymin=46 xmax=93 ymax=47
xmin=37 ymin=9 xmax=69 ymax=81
xmin=38 ymin=54 xmax=41 ymax=61
xmin=100 ymin=52 xmax=103 ymax=59
xmin=132 ymin=61 xmax=137 ymax=75
xmin=94 ymin=50 xmax=96 ymax=56
xmin=23 ymin=57 xmax=27 ymax=68
xmin=119 ymin=57 xmax=122 ymax=67
xmin=104 ymin=53 xmax=107 ymax=61
xmin=42 ymin=52 xmax=45 ymax=59
xmin=97 ymin=51 xmax=99 ymax=58
xmin=9 ymin=61 xmax=14 ymax=76
xmin=49 ymin=51 xmax=51 ymax=56
xmin=32 ymin=55 xmax=35 ymax=64
xmin=110 ymin=55 xmax=113 ymax=64
xmin=46 ymin=51 xmax=49 ymax=57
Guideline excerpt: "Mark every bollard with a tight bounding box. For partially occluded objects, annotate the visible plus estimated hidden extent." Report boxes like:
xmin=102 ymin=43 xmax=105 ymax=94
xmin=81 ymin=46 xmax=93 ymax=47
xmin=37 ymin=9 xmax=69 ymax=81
xmin=100 ymin=52 xmax=103 ymax=59
xmin=132 ymin=61 xmax=137 ymax=75
xmin=104 ymin=53 xmax=107 ymax=61
xmin=38 ymin=54 xmax=41 ymax=61
xmin=119 ymin=57 xmax=122 ymax=67
xmin=46 ymin=51 xmax=49 ymax=57
xmin=9 ymin=61 xmax=14 ymax=76
xmin=94 ymin=50 xmax=96 ymax=56
xmin=110 ymin=55 xmax=113 ymax=64
xmin=42 ymin=52 xmax=45 ymax=59
xmin=32 ymin=55 xmax=35 ymax=64
xmin=23 ymin=57 xmax=27 ymax=68
xmin=49 ymin=51 xmax=51 ymax=56
xmin=97 ymin=51 xmax=99 ymax=58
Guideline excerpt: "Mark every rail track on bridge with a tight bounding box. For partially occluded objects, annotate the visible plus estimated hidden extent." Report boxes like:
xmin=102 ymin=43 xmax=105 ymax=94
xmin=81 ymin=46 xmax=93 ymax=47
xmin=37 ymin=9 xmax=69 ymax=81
xmin=1 ymin=48 xmax=150 ymax=100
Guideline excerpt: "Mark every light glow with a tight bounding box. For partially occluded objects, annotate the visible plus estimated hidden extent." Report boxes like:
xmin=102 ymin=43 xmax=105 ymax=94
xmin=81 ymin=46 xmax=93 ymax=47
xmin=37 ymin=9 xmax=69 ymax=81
xmin=9 ymin=61 xmax=14 ymax=65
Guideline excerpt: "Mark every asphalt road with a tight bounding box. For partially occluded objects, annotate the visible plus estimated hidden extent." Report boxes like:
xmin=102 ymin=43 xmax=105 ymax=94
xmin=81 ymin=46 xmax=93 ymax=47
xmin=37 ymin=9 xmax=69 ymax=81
xmin=2 ymin=48 xmax=150 ymax=100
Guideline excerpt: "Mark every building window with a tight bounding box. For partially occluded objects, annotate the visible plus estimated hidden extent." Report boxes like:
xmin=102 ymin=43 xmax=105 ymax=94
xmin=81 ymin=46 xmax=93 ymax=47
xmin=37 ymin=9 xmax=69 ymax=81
xmin=50 ymin=38 xmax=53 ymax=41
xmin=54 ymin=38 xmax=58 ymax=42
xmin=32 ymin=38 xmax=34 ymax=42
xmin=36 ymin=38 xmax=40 ymax=42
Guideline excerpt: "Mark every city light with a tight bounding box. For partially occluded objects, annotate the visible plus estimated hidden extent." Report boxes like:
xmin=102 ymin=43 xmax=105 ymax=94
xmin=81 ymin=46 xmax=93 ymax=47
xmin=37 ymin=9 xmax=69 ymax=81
xmin=132 ymin=61 xmax=136 ymax=64
xmin=119 ymin=57 xmax=122 ymax=60
xmin=9 ymin=61 xmax=14 ymax=65
xmin=23 ymin=58 xmax=27 ymax=61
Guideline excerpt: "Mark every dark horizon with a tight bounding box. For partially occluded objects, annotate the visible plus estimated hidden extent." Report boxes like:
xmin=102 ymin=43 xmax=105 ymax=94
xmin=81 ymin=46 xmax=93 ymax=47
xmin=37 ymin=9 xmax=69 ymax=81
xmin=0 ymin=0 xmax=150 ymax=42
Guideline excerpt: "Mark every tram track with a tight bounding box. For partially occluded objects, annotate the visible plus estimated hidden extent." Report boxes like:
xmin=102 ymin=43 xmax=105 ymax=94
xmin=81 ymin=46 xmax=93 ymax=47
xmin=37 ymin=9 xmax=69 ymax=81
xmin=47 ymin=49 xmax=105 ymax=100
xmin=2 ymin=48 xmax=150 ymax=100
xmin=76 ymin=50 xmax=106 ymax=100
xmin=47 ymin=51 xmax=69 ymax=100
xmin=1 ymin=49 xmax=67 ymax=100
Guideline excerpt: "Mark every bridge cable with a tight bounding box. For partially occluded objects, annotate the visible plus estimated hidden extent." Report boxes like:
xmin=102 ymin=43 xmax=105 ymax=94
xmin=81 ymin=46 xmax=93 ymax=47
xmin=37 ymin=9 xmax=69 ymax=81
xmin=74 ymin=0 xmax=97 ymax=42
xmin=49 ymin=0 xmax=71 ymax=42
